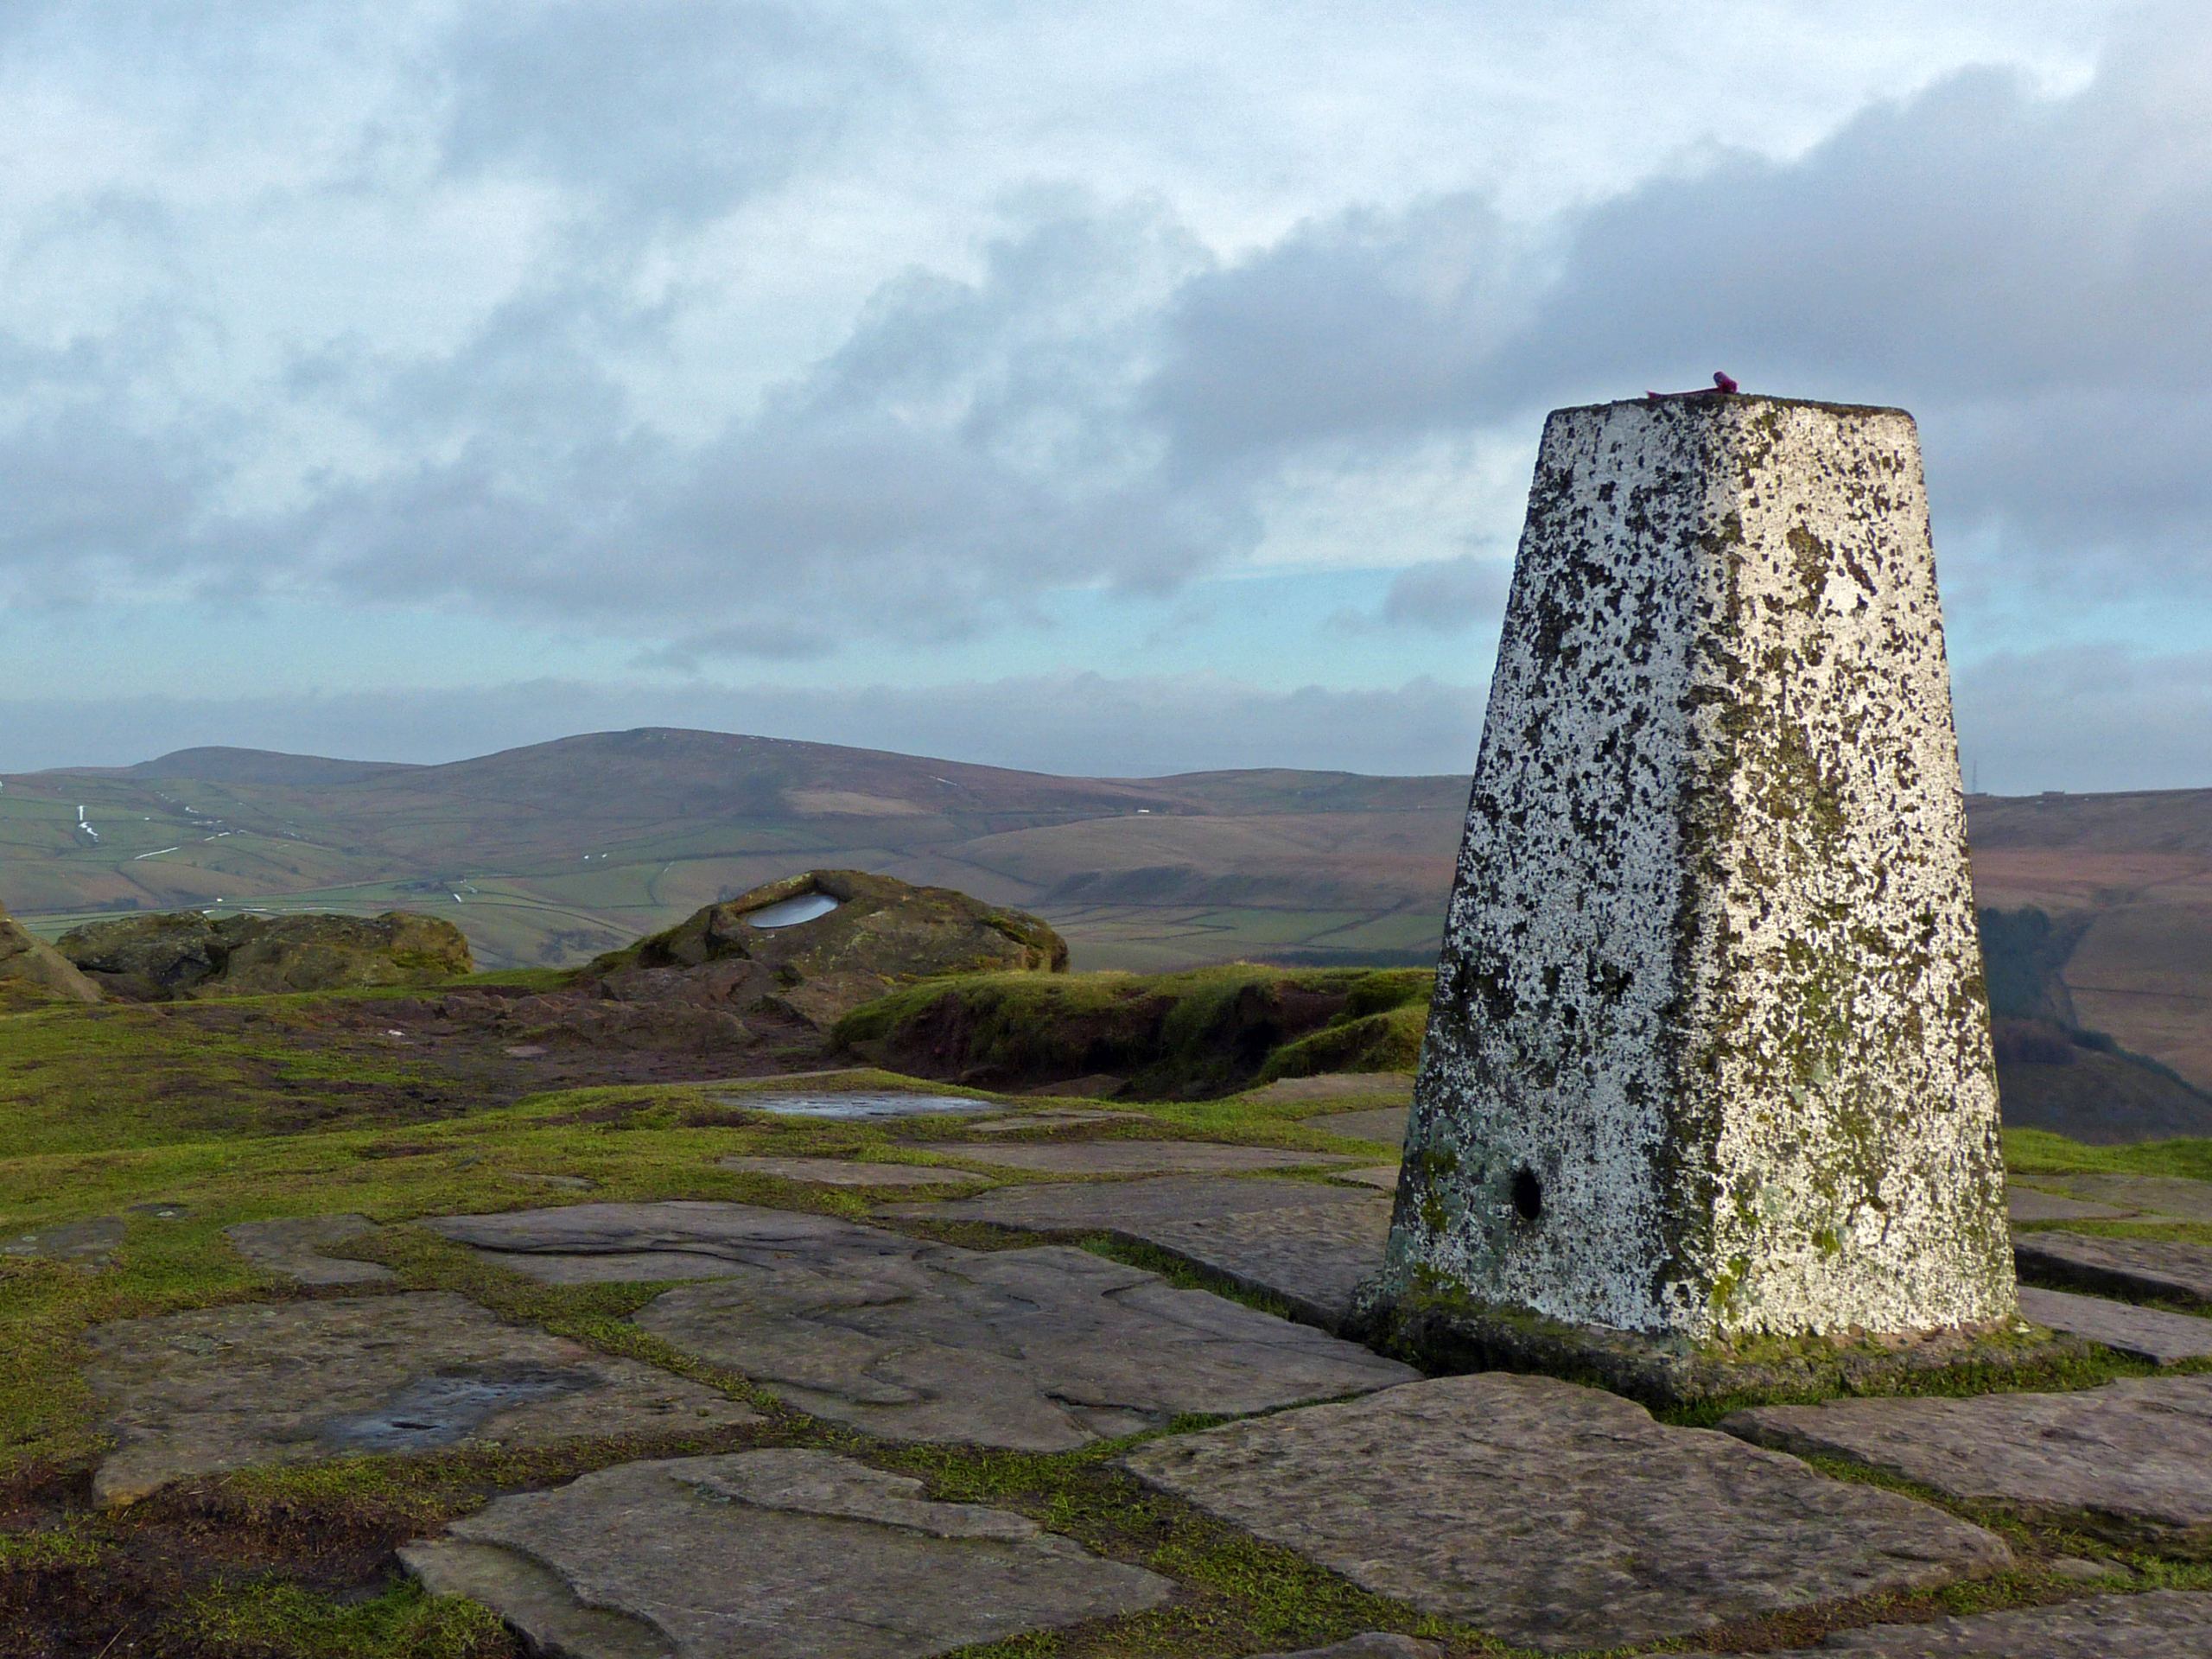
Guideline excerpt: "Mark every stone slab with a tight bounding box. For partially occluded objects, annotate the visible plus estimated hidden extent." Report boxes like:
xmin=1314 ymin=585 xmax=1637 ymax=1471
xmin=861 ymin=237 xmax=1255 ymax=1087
xmin=716 ymin=1156 xmax=982 ymax=1189
xmin=2053 ymin=1173 xmax=2212 ymax=1223
xmin=1254 ymin=1640 xmax=1441 ymax=1659
xmin=1122 ymin=1374 xmax=2008 ymax=1653
xmin=1244 ymin=1072 xmax=1416 ymax=1107
xmin=428 ymin=1200 xmax=893 ymax=1285
xmin=2016 ymin=1230 xmax=2212 ymax=1307
xmin=892 ymin=1176 xmax=1394 ymax=1332
xmin=402 ymin=1449 xmax=1171 ymax=1659
xmin=429 ymin=1201 xmax=1411 ymax=1449
xmin=1726 ymin=1374 xmax=2212 ymax=1547
xmin=969 ymin=1107 xmax=1137 ymax=1132
xmin=84 ymin=1291 xmax=760 ymax=1503
xmin=2010 ymin=1186 xmax=2136 ymax=1223
xmin=909 ymin=1139 xmax=1352 ymax=1176
xmin=2019 ymin=1286 xmax=2212 ymax=1364
xmin=1753 ymin=1591 xmax=2212 ymax=1656
xmin=225 ymin=1214 xmax=396 ymax=1286
xmin=1 ymin=1217 xmax=124 ymax=1268
xmin=1302 ymin=1107 xmax=1409 ymax=1145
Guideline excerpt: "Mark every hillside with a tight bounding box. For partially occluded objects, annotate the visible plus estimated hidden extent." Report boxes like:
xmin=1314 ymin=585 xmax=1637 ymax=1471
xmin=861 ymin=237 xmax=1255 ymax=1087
xmin=3 ymin=728 xmax=2207 ymax=1097
xmin=0 ymin=730 xmax=1465 ymax=974
xmin=1966 ymin=788 xmax=2212 ymax=1093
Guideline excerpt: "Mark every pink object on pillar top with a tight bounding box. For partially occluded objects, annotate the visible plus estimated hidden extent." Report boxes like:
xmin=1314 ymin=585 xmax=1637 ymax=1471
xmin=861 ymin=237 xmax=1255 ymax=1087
xmin=1643 ymin=372 xmax=1739 ymax=402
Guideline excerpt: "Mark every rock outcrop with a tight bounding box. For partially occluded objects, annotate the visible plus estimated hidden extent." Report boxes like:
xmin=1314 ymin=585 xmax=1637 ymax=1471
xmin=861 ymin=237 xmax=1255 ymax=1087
xmin=582 ymin=869 xmax=1066 ymax=1029
xmin=0 ymin=901 xmax=102 ymax=1010
xmin=57 ymin=910 xmax=472 ymax=1001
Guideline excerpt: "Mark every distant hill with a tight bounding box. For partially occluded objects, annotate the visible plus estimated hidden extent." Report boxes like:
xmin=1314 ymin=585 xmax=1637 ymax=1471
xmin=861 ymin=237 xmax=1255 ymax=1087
xmin=1966 ymin=788 xmax=2212 ymax=1096
xmin=0 ymin=728 xmax=1465 ymax=975
xmin=2 ymin=727 xmax=2205 ymax=1110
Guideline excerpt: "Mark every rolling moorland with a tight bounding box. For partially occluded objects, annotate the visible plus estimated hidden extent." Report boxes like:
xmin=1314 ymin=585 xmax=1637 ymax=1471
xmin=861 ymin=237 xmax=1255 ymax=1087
xmin=2 ymin=726 xmax=2207 ymax=1103
xmin=5 ymin=745 xmax=2212 ymax=1653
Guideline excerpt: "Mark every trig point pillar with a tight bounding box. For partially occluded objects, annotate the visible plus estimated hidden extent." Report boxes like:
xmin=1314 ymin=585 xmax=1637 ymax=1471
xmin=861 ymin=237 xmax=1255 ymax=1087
xmin=1376 ymin=395 xmax=2015 ymax=1345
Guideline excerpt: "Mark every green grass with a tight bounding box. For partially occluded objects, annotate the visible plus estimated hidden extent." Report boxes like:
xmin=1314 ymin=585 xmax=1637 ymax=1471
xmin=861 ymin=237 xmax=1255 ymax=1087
xmin=10 ymin=980 xmax=2212 ymax=1656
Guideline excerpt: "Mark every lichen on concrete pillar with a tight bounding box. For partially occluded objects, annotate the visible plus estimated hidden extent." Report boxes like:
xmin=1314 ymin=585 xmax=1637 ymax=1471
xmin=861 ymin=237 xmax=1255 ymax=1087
xmin=1379 ymin=395 xmax=2016 ymax=1342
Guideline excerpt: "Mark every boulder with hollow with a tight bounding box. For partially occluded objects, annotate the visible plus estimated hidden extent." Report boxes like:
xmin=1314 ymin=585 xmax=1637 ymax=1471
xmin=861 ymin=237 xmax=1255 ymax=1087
xmin=582 ymin=869 xmax=1066 ymax=1029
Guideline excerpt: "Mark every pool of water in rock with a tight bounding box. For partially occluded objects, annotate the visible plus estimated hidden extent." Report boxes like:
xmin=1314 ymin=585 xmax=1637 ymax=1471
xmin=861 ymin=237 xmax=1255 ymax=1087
xmin=742 ymin=892 xmax=842 ymax=928
xmin=729 ymin=1091 xmax=1000 ymax=1121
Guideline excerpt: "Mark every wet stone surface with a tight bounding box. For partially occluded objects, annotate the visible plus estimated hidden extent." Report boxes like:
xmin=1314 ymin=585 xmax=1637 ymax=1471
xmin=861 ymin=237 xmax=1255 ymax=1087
xmin=225 ymin=1214 xmax=395 ymax=1286
xmin=427 ymin=1200 xmax=1412 ymax=1449
xmin=907 ymin=1139 xmax=1353 ymax=1177
xmin=83 ymin=1292 xmax=760 ymax=1503
xmin=1748 ymin=1591 xmax=2212 ymax=1656
xmin=893 ymin=1175 xmax=1393 ymax=1331
xmin=402 ymin=1449 xmax=1172 ymax=1659
xmin=1122 ymin=1373 xmax=2008 ymax=1653
xmin=2015 ymin=1230 xmax=2212 ymax=1306
xmin=1726 ymin=1374 xmax=2212 ymax=1547
xmin=715 ymin=1155 xmax=982 ymax=1189
xmin=1 ymin=1217 xmax=124 ymax=1268
xmin=711 ymin=1090 xmax=1001 ymax=1122
xmin=2018 ymin=1286 xmax=2212 ymax=1365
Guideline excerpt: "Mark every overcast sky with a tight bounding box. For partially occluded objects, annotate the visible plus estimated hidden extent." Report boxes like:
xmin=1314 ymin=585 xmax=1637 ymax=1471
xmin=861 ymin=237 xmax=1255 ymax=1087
xmin=3 ymin=1 xmax=2206 ymax=790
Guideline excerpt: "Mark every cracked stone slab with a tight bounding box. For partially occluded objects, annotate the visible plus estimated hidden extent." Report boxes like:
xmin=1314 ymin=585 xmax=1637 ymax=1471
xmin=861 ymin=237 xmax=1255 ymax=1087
xmin=225 ymin=1215 xmax=396 ymax=1286
xmin=891 ymin=1176 xmax=1393 ymax=1331
xmin=1750 ymin=1591 xmax=2212 ymax=1656
xmin=1122 ymin=1374 xmax=2007 ymax=1653
xmin=402 ymin=1449 xmax=1170 ymax=1659
xmin=1725 ymin=1374 xmax=2212 ymax=1547
xmin=716 ymin=1156 xmax=983 ymax=1189
xmin=426 ymin=1200 xmax=898 ymax=1285
xmin=2018 ymin=1287 xmax=2212 ymax=1365
xmin=907 ymin=1139 xmax=1354 ymax=1177
xmin=2 ymin=1217 xmax=124 ymax=1268
xmin=427 ymin=1201 xmax=1411 ymax=1448
xmin=2015 ymin=1230 xmax=2212 ymax=1307
xmin=1301 ymin=1107 xmax=1409 ymax=1146
xmin=83 ymin=1292 xmax=760 ymax=1503
xmin=2010 ymin=1187 xmax=2137 ymax=1224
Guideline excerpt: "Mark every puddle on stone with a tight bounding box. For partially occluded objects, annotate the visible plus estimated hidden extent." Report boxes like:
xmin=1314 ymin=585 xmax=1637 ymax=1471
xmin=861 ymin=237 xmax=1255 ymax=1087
xmin=741 ymin=892 xmax=841 ymax=929
xmin=317 ymin=1366 xmax=596 ymax=1452
xmin=725 ymin=1091 xmax=1000 ymax=1122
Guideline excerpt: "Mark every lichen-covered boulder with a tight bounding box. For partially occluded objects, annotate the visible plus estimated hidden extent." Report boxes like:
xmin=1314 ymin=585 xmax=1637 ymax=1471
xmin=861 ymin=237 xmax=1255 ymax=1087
xmin=0 ymin=901 xmax=102 ymax=1010
xmin=58 ymin=910 xmax=472 ymax=1001
xmin=583 ymin=870 xmax=1066 ymax=1030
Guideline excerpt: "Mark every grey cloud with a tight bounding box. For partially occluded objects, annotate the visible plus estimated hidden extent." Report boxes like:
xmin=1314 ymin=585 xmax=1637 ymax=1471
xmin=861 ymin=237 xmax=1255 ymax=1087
xmin=3 ymin=3 xmax=2206 ymax=674
xmin=1147 ymin=194 xmax=1524 ymax=470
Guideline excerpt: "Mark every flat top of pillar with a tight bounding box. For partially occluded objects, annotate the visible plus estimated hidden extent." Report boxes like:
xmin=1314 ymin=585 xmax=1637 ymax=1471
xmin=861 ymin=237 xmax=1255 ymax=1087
xmin=1554 ymin=393 xmax=1912 ymax=420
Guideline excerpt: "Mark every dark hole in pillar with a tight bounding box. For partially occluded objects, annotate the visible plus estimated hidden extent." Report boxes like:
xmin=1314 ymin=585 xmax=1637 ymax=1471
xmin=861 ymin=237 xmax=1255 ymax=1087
xmin=1510 ymin=1167 xmax=1543 ymax=1224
